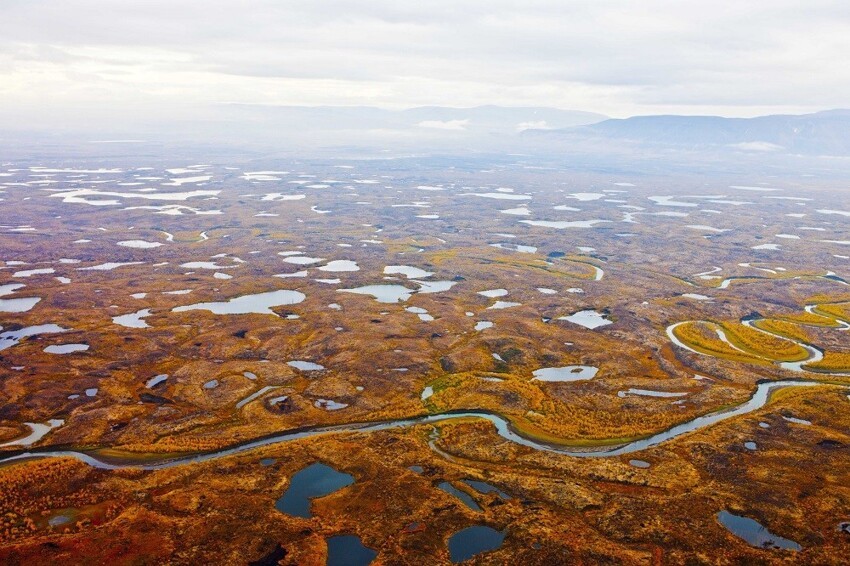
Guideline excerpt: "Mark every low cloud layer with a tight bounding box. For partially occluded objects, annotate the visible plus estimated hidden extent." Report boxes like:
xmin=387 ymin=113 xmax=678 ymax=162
xmin=1 ymin=0 xmax=848 ymax=131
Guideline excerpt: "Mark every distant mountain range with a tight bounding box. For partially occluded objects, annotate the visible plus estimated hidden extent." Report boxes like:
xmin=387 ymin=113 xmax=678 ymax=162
xmin=9 ymin=103 xmax=850 ymax=160
xmin=219 ymin=105 xmax=850 ymax=156
xmin=527 ymin=109 xmax=850 ymax=156
xmin=219 ymin=104 xmax=607 ymax=135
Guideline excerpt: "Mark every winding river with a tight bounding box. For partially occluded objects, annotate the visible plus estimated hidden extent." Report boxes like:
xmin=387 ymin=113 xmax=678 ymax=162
xmin=668 ymin=301 xmax=850 ymax=375
xmin=0 ymin=380 xmax=845 ymax=471
xmin=2 ymin=301 xmax=846 ymax=472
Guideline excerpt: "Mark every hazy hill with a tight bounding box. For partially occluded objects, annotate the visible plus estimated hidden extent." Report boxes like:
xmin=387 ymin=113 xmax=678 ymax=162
xmin=530 ymin=109 xmax=850 ymax=156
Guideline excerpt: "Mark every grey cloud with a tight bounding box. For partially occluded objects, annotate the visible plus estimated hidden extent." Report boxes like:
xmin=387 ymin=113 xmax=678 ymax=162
xmin=0 ymin=0 xmax=848 ymax=122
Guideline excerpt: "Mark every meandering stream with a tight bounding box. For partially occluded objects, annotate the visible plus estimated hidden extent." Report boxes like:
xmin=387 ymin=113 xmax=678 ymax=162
xmin=667 ymin=301 xmax=850 ymax=375
xmin=0 ymin=380 xmax=845 ymax=471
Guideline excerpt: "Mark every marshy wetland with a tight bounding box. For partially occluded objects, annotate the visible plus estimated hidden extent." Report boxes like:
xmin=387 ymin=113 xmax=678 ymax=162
xmin=1 ymin=155 xmax=849 ymax=564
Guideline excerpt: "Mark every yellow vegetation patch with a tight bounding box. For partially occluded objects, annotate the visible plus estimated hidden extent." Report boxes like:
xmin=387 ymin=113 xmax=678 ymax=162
xmin=719 ymin=323 xmax=809 ymax=362
xmin=813 ymin=303 xmax=850 ymax=323
xmin=775 ymin=311 xmax=840 ymax=327
xmin=807 ymin=292 xmax=850 ymax=304
xmin=671 ymin=322 xmax=767 ymax=365
xmin=804 ymin=351 xmax=850 ymax=373
xmin=751 ymin=319 xmax=811 ymax=343
xmin=422 ymin=247 xmax=464 ymax=265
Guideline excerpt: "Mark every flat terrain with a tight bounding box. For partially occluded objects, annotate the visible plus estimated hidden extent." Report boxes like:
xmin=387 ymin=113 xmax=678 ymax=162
xmin=0 ymin=154 xmax=848 ymax=564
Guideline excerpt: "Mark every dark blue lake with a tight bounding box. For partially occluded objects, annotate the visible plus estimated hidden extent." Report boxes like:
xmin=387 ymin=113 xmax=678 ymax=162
xmin=326 ymin=535 xmax=376 ymax=566
xmin=448 ymin=525 xmax=506 ymax=563
xmin=275 ymin=463 xmax=354 ymax=518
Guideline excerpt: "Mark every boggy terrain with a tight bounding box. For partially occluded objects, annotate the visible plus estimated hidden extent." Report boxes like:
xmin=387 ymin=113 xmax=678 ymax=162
xmin=0 ymin=154 xmax=849 ymax=564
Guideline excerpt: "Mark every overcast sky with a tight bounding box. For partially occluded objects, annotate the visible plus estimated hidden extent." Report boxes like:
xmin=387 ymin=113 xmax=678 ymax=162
xmin=1 ymin=0 xmax=849 ymax=129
